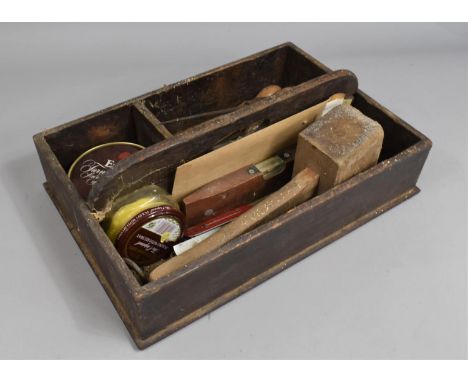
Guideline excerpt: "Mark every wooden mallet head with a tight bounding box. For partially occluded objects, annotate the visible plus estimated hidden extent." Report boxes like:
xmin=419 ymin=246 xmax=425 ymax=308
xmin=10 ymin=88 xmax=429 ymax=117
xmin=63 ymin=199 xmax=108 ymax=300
xmin=293 ymin=103 xmax=384 ymax=194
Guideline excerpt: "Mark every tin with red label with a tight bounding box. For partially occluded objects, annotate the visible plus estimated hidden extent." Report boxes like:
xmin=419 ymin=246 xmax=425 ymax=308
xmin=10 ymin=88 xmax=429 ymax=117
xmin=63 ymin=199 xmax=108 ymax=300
xmin=103 ymin=185 xmax=185 ymax=266
xmin=68 ymin=142 xmax=144 ymax=199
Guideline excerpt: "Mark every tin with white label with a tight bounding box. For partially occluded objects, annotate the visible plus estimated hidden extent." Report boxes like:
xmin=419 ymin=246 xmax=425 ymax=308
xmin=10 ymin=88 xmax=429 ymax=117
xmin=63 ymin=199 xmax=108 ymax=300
xmin=103 ymin=185 xmax=185 ymax=266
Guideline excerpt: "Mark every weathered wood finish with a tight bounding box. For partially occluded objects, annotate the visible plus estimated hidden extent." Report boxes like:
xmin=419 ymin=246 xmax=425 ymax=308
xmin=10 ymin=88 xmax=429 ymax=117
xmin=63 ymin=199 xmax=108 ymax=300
xmin=88 ymin=69 xmax=358 ymax=213
xmin=144 ymin=45 xmax=326 ymax=134
xmin=33 ymin=42 xmax=432 ymax=349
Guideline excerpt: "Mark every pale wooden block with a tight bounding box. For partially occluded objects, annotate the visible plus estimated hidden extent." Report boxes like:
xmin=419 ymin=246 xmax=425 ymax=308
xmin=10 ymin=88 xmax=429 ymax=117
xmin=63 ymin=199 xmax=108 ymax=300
xmin=293 ymin=104 xmax=384 ymax=194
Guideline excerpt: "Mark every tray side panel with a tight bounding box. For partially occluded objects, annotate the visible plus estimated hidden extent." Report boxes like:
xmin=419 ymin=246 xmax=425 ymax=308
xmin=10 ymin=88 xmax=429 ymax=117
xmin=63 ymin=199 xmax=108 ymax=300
xmin=135 ymin=140 xmax=431 ymax=345
xmin=136 ymin=186 xmax=419 ymax=349
xmin=33 ymin=134 xmax=141 ymax=326
xmin=43 ymin=183 xmax=144 ymax=342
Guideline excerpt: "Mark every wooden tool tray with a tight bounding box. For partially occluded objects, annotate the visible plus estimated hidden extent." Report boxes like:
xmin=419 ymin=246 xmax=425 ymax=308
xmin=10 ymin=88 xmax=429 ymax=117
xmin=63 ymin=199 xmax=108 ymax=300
xmin=33 ymin=42 xmax=432 ymax=349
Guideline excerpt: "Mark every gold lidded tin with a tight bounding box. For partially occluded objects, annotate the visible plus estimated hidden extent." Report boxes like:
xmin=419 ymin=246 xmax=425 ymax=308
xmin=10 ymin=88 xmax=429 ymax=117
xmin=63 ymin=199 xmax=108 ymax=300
xmin=68 ymin=142 xmax=144 ymax=199
xmin=103 ymin=185 xmax=185 ymax=266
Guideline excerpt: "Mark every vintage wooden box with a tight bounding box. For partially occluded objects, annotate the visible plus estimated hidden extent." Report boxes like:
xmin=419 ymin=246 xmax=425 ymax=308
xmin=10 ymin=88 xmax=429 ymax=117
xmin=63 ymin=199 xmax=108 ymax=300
xmin=33 ymin=42 xmax=432 ymax=349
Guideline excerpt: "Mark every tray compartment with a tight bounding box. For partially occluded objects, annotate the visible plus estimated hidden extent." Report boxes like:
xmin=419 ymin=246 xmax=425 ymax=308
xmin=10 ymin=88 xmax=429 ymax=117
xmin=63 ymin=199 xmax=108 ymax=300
xmin=142 ymin=44 xmax=328 ymax=135
xmin=124 ymin=89 xmax=431 ymax=345
xmin=44 ymin=105 xmax=166 ymax=172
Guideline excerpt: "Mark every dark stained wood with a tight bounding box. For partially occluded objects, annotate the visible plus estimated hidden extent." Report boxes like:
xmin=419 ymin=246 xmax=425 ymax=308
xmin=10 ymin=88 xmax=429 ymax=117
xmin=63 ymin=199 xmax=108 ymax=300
xmin=134 ymin=101 xmax=173 ymax=139
xmin=87 ymin=69 xmax=359 ymax=213
xmin=32 ymin=42 xmax=432 ymax=349
xmin=142 ymin=45 xmax=307 ymax=134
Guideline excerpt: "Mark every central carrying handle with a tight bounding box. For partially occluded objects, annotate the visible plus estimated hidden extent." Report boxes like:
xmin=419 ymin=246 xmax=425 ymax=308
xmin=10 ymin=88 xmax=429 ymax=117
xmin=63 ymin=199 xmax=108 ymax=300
xmin=85 ymin=70 xmax=358 ymax=216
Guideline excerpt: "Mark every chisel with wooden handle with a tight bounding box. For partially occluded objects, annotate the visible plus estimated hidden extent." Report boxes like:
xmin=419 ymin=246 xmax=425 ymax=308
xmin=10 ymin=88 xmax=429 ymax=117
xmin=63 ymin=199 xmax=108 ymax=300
xmin=182 ymin=147 xmax=295 ymax=227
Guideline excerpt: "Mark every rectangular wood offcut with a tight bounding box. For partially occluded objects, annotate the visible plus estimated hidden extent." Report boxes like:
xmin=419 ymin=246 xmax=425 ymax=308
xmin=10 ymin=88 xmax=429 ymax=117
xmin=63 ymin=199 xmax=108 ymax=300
xmin=33 ymin=42 xmax=432 ymax=349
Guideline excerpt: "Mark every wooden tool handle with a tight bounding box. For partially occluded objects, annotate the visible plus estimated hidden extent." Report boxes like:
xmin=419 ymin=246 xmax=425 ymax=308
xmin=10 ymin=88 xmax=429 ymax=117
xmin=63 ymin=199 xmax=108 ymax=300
xmin=182 ymin=148 xmax=295 ymax=227
xmin=149 ymin=167 xmax=319 ymax=282
xmin=182 ymin=165 xmax=265 ymax=227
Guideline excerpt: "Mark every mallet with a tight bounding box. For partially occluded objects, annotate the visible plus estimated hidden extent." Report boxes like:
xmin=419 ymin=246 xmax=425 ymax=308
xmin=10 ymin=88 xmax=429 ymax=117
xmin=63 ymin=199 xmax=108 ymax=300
xmin=149 ymin=104 xmax=384 ymax=282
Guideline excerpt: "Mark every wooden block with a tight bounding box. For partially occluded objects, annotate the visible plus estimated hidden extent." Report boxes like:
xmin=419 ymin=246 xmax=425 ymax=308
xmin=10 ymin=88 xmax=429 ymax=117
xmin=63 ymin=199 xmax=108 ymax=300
xmin=293 ymin=104 xmax=384 ymax=194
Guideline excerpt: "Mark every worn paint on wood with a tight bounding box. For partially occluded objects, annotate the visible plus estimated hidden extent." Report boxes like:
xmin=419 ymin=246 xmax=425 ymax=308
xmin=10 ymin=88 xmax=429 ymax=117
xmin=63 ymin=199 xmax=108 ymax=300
xmin=33 ymin=42 xmax=432 ymax=349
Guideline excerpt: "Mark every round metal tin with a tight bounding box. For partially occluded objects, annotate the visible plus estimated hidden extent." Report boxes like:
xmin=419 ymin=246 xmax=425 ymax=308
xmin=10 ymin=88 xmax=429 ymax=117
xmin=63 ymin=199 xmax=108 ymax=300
xmin=115 ymin=205 xmax=185 ymax=266
xmin=68 ymin=142 xmax=144 ymax=199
